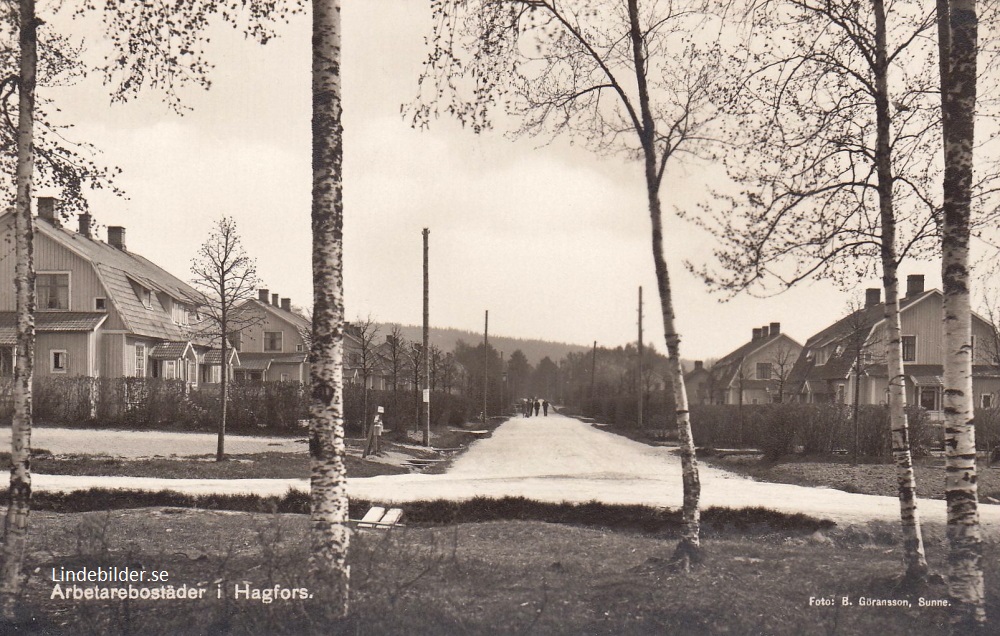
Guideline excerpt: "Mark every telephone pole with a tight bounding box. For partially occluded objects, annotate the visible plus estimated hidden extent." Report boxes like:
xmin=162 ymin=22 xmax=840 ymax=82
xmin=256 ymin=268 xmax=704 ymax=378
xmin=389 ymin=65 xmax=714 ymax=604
xmin=422 ymin=228 xmax=430 ymax=446
xmin=638 ymin=286 xmax=644 ymax=429
xmin=483 ymin=310 xmax=489 ymax=424
xmin=590 ymin=340 xmax=597 ymax=401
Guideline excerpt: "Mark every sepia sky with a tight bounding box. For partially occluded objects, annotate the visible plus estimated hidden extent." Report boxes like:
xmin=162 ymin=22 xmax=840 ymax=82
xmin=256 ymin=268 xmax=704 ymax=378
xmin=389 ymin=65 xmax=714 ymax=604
xmin=37 ymin=1 xmax=954 ymax=360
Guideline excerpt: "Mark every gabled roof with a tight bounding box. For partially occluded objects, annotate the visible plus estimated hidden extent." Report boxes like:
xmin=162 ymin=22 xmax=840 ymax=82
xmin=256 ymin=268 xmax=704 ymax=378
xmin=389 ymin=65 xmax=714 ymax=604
xmin=788 ymin=289 xmax=968 ymax=391
xmin=16 ymin=214 xmax=206 ymax=341
xmin=237 ymin=299 xmax=312 ymax=346
xmin=149 ymin=341 xmax=195 ymax=361
xmin=0 ymin=311 xmax=107 ymax=345
xmin=710 ymin=332 xmax=800 ymax=388
xmin=202 ymin=348 xmax=240 ymax=366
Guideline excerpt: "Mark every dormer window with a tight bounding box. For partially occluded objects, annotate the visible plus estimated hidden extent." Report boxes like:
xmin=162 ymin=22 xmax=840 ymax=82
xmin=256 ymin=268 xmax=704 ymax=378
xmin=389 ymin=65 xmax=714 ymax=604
xmin=37 ymin=273 xmax=69 ymax=310
xmin=141 ymin=288 xmax=152 ymax=309
xmin=95 ymin=297 xmax=107 ymax=311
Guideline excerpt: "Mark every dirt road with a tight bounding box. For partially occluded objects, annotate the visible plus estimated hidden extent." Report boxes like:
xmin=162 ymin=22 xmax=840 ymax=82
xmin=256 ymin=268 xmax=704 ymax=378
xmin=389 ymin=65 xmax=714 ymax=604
xmin=25 ymin=413 xmax=1000 ymax=529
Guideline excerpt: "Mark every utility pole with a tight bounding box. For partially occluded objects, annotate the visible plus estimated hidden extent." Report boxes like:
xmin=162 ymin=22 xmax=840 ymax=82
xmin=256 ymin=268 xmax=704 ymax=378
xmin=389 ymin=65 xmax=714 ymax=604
xmin=483 ymin=310 xmax=489 ymax=424
xmin=422 ymin=228 xmax=430 ymax=446
xmin=500 ymin=350 xmax=505 ymax=416
xmin=590 ymin=340 xmax=597 ymax=401
xmin=638 ymin=286 xmax=644 ymax=429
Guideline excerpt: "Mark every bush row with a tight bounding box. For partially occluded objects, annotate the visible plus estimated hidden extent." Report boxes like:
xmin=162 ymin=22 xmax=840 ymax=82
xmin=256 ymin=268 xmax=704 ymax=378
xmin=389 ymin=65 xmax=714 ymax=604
xmin=577 ymin=393 xmax=677 ymax=430
xmin=5 ymin=377 xmax=473 ymax=436
xmin=687 ymin=404 xmax=937 ymax=459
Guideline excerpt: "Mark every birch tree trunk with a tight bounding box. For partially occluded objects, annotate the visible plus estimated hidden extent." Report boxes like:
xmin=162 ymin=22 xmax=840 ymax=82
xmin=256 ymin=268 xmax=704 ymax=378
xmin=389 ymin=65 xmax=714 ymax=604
xmin=872 ymin=0 xmax=927 ymax=583
xmin=939 ymin=0 xmax=984 ymax=624
xmin=627 ymin=0 xmax=701 ymax=566
xmin=218 ymin=303 xmax=228 ymax=462
xmin=0 ymin=0 xmax=38 ymax=621
xmin=310 ymin=0 xmax=350 ymax=616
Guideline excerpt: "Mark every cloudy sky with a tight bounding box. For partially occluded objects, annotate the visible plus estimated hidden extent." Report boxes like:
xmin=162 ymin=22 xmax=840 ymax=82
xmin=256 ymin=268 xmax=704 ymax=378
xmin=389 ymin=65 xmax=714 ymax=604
xmin=36 ymin=1 xmax=953 ymax=360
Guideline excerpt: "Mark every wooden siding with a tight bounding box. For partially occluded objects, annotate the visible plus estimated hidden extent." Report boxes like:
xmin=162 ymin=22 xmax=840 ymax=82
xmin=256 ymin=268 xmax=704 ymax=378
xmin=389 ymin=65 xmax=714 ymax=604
xmin=101 ymin=333 xmax=125 ymax=378
xmin=36 ymin=333 xmax=91 ymax=378
xmin=868 ymin=293 xmax=995 ymax=364
xmin=239 ymin=307 xmax=307 ymax=354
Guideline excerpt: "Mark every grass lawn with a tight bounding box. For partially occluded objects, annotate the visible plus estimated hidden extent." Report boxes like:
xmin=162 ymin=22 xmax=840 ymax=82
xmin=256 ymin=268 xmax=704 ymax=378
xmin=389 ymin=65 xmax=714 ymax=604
xmin=12 ymin=508 xmax=998 ymax=635
xmin=704 ymin=454 xmax=1000 ymax=501
xmin=7 ymin=449 xmax=407 ymax=480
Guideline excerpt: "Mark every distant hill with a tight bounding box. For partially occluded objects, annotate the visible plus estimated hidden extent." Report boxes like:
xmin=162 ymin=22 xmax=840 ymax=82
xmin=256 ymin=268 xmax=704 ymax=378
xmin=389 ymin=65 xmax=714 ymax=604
xmin=376 ymin=324 xmax=589 ymax=366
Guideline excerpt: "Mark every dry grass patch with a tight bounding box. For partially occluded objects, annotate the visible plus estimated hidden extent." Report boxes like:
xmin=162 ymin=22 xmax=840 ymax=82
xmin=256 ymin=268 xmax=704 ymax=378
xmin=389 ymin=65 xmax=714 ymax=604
xmin=8 ymin=508 xmax=998 ymax=635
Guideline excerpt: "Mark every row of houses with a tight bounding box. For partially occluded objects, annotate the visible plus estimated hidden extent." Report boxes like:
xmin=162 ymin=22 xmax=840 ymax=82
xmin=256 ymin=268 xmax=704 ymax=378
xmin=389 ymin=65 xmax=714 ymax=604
xmin=0 ymin=202 xmax=439 ymax=391
xmin=684 ymin=275 xmax=1000 ymax=420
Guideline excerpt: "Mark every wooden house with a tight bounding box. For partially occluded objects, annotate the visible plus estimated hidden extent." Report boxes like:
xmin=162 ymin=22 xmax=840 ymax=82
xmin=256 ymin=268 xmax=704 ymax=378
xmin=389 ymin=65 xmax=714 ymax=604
xmin=708 ymin=323 xmax=803 ymax=405
xmin=231 ymin=291 xmax=310 ymax=382
xmin=683 ymin=360 xmax=712 ymax=406
xmin=0 ymin=200 xmax=233 ymax=385
xmin=788 ymin=275 xmax=1000 ymax=418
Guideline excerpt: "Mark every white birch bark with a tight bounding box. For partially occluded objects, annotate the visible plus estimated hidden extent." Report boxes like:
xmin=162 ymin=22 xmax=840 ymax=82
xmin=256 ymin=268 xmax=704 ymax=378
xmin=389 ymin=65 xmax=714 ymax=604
xmin=309 ymin=0 xmax=350 ymax=616
xmin=939 ymin=0 xmax=985 ymax=625
xmin=0 ymin=0 xmax=38 ymax=621
xmin=627 ymin=0 xmax=701 ymax=566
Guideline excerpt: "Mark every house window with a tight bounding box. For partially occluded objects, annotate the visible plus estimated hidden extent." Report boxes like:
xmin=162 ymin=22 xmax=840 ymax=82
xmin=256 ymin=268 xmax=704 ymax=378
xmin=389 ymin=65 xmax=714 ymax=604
xmin=231 ymin=332 xmax=242 ymax=352
xmin=95 ymin=297 xmax=107 ymax=311
xmin=814 ymin=349 xmax=827 ymax=365
xmin=280 ymin=373 xmax=290 ymax=382
xmin=902 ymin=335 xmax=917 ymax=363
xmin=37 ymin=273 xmax=69 ymax=310
xmin=296 ymin=344 xmax=305 ymax=352
xmin=970 ymin=335 xmax=975 ymax=362
xmin=755 ymin=362 xmax=772 ymax=380
xmin=983 ymin=394 xmax=994 ymax=409
xmin=135 ymin=344 xmax=146 ymax=377
xmin=264 ymin=332 xmax=282 ymax=352
xmin=163 ymin=360 xmax=176 ymax=379
xmin=50 ymin=350 xmax=68 ymax=373
xmin=140 ymin=288 xmax=152 ymax=309
xmin=920 ymin=387 xmax=938 ymax=411
xmin=351 ymin=353 xmax=361 ymax=366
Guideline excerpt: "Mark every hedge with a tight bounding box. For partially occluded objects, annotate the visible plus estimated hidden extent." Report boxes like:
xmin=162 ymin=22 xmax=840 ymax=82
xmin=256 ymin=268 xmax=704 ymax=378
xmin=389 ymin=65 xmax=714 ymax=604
xmin=3 ymin=377 xmax=473 ymax=436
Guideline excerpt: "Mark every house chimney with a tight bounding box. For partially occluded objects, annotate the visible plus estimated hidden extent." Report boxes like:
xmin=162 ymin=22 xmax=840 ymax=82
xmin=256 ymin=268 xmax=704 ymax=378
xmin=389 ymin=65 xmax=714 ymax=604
xmin=37 ymin=197 xmax=59 ymax=227
xmin=694 ymin=360 xmax=704 ymax=370
xmin=78 ymin=213 xmax=92 ymax=239
xmin=107 ymin=226 xmax=126 ymax=250
xmin=752 ymin=328 xmax=762 ymax=341
xmin=770 ymin=322 xmax=781 ymax=335
xmin=906 ymin=274 xmax=924 ymax=297
xmin=865 ymin=288 xmax=881 ymax=307
xmin=271 ymin=293 xmax=279 ymax=306
xmin=761 ymin=325 xmax=770 ymax=338
xmin=281 ymin=298 xmax=291 ymax=311
xmin=258 ymin=289 xmax=269 ymax=303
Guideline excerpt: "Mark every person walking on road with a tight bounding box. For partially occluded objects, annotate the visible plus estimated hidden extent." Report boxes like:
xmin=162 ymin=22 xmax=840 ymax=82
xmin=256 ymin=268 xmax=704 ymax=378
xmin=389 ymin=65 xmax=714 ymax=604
xmin=533 ymin=399 xmax=541 ymax=417
xmin=542 ymin=400 xmax=549 ymax=416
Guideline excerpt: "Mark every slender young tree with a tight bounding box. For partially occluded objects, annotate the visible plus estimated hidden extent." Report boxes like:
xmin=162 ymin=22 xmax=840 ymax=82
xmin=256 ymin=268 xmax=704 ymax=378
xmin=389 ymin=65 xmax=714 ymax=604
xmin=938 ymin=0 xmax=985 ymax=624
xmin=190 ymin=216 xmax=262 ymax=461
xmin=413 ymin=0 xmax=720 ymax=567
xmin=309 ymin=0 xmax=350 ymax=613
xmin=693 ymin=0 xmax=941 ymax=581
xmin=350 ymin=315 xmax=381 ymax=437
xmin=0 ymin=0 xmax=38 ymax=621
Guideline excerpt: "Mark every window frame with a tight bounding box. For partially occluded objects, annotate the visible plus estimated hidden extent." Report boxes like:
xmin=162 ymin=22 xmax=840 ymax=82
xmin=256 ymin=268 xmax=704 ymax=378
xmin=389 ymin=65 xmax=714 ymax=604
xmin=901 ymin=335 xmax=917 ymax=363
xmin=50 ymin=349 xmax=68 ymax=374
xmin=983 ymin=393 xmax=994 ymax=410
xmin=37 ymin=271 xmax=71 ymax=311
xmin=135 ymin=343 xmax=146 ymax=377
xmin=263 ymin=331 xmax=283 ymax=352
xmin=755 ymin=362 xmax=772 ymax=380
xmin=95 ymin=297 xmax=107 ymax=311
